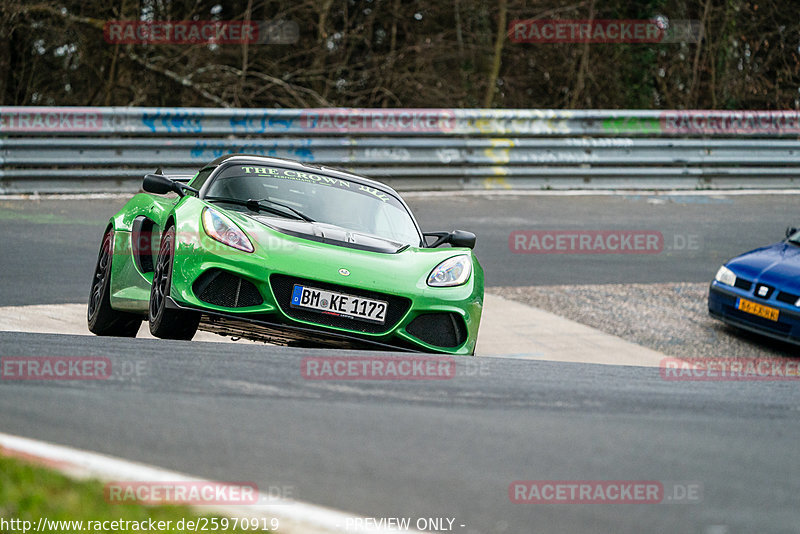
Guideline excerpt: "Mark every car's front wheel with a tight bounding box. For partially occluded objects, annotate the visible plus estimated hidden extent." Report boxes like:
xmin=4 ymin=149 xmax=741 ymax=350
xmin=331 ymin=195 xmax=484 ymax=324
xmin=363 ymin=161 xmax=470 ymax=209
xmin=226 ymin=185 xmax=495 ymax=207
xmin=88 ymin=229 xmax=143 ymax=336
xmin=148 ymin=225 xmax=200 ymax=340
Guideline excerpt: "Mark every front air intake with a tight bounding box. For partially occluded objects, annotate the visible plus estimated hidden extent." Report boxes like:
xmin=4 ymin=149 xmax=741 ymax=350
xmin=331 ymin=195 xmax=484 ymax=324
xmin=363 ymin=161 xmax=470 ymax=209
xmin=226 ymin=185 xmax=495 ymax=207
xmin=193 ymin=269 xmax=263 ymax=308
xmin=405 ymin=313 xmax=468 ymax=348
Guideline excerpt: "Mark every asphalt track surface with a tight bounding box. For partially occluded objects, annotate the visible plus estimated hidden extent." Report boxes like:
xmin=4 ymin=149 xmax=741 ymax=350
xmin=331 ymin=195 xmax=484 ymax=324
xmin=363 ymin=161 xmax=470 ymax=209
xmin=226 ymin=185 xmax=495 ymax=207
xmin=2 ymin=193 xmax=800 ymax=533
xmin=4 ymin=332 xmax=800 ymax=534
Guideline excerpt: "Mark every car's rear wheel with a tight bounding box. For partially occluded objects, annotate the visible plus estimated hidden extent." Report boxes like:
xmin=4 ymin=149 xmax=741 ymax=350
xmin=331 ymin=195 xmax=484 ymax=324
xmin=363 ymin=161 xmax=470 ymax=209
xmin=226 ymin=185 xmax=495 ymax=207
xmin=88 ymin=229 xmax=143 ymax=336
xmin=148 ymin=225 xmax=200 ymax=340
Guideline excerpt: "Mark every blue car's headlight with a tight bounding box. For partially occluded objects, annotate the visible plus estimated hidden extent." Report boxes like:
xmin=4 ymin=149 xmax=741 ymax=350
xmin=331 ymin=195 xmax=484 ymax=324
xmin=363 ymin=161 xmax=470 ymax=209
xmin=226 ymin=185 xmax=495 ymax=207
xmin=714 ymin=265 xmax=736 ymax=287
xmin=202 ymin=207 xmax=254 ymax=253
xmin=428 ymin=254 xmax=472 ymax=287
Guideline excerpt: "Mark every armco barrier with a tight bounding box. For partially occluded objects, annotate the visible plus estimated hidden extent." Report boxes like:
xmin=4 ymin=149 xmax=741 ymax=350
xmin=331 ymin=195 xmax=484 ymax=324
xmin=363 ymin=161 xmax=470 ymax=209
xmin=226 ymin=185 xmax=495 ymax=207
xmin=1 ymin=107 xmax=800 ymax=193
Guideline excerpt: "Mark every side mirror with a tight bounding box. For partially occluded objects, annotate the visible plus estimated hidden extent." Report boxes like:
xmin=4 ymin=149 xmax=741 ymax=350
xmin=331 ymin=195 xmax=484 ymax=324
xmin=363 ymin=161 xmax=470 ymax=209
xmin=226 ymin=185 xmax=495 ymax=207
xmin=786 ymin=226 xmax=797 ymax=239
xmin=424 ymin=230 xmax=477 ymax=249
xmin=449 ymin=230 xmax=477 ymax=249
xmin=143 ymin=173 xmax=177 ymax=195
xmin=143 ymin=173 xmax=198 ymax=197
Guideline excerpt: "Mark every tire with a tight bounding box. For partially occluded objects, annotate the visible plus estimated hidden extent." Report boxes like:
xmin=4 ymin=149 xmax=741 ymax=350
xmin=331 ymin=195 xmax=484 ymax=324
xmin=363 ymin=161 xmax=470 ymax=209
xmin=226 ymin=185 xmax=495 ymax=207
xmin=148 ymin=225 xmax=200 ymax=340
xmin=87 ymin=229 xmax=143 ymax=336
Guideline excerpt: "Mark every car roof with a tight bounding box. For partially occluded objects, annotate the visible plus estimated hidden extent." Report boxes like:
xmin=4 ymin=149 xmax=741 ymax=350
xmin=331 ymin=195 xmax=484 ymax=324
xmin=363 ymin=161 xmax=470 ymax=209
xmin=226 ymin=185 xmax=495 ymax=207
xmin=206 ymin=154 xmax=400 ymax=195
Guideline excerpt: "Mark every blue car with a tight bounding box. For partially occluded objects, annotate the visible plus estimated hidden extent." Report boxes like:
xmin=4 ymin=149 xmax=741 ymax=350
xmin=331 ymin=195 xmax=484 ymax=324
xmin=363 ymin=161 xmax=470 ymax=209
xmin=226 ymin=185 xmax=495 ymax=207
xmin=708 ymin=227 xmax=800 ymax=345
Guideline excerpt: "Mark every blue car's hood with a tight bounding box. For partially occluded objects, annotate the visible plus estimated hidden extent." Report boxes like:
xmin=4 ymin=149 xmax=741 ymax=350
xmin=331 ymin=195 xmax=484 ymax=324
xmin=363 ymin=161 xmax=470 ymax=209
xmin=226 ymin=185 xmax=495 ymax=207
xmin=727 ymin=241 xmax=800 ymax=288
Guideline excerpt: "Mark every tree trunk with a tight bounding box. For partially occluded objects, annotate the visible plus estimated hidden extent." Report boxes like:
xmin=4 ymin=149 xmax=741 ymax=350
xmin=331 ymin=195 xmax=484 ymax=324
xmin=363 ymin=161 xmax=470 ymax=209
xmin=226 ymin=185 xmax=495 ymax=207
xmin=483 ymin=0 xmax=507 ymax=108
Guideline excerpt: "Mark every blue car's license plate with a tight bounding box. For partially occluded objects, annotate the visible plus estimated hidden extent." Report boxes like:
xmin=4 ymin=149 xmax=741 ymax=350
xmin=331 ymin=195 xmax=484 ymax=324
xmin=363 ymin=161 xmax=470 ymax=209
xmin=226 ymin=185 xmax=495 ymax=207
xmin=291 ymin=284 xmax=387 ymax=324
xmin=737 ymin=297 xmax=779 ymax=322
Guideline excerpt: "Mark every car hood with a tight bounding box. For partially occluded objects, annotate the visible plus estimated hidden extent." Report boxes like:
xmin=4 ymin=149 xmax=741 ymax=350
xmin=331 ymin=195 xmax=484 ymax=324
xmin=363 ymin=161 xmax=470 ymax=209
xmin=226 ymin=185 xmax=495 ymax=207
xmin=246 ymin=215 xmax=410 ymax=254
xmin=727 ymin=241 xmax=800 ymax=286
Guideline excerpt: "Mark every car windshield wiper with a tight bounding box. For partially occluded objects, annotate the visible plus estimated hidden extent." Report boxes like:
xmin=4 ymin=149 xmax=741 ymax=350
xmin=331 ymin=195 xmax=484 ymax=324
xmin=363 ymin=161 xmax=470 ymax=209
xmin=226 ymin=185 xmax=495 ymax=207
xmin=204 ymin=196 xmax=314 ymax=222
xmin=248 ymin=198 xmax=315 ymax=223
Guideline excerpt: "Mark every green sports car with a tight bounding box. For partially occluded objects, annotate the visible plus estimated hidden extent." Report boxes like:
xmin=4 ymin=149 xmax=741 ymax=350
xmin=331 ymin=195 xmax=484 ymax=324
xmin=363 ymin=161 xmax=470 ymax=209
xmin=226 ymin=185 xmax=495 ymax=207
xmin=88 ymin=155 xmax=483 ymax=355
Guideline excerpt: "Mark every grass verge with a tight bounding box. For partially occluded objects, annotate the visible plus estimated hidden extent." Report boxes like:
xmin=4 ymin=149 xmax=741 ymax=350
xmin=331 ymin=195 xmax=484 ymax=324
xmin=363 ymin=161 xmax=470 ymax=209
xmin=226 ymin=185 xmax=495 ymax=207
xmin=0 ymin=454 xmax=271 ymax=533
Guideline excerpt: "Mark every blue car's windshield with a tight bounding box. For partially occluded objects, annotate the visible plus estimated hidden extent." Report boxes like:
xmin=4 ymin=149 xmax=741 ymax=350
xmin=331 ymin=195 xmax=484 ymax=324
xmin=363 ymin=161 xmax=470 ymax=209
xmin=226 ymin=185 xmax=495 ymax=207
xmin=205 ymin=164 xmax=422 ymax=246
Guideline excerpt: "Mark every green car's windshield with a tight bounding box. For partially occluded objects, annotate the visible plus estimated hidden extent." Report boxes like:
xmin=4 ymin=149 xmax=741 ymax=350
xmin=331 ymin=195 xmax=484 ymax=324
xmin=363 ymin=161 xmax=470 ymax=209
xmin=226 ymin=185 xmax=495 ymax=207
xmin=205 ymin=164 xmax=422 ymax=246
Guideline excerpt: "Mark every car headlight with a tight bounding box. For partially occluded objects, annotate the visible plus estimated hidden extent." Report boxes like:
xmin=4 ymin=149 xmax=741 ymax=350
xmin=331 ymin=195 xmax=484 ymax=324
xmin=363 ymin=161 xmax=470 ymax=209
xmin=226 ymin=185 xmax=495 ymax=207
xmin=427 ymin=254 xmax=472 ymax=287
xmin=202 ymin=207 xmax=254 ymax=253
xmin=714 ymin=265 xmax=736 ymax=287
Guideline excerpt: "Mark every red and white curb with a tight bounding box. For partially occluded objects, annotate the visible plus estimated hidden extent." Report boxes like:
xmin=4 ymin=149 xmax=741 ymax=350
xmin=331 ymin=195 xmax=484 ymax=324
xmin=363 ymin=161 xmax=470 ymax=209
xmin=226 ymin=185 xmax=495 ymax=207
xmin=0 ymin=432 xmax=423 ymax=534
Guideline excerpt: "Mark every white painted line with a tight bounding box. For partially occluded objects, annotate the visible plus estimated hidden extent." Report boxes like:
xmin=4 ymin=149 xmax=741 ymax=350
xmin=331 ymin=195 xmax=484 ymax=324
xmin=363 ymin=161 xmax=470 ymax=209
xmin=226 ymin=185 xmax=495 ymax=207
xmin=4 ymin=189 xmax=800 ymax=201
xmin=0 ymin=193 xmax=133 ymax=201
xmin=0 ymin=432 xmax=423 ymax=534
xmin=402 ymin=189 xmax=800 ymax=198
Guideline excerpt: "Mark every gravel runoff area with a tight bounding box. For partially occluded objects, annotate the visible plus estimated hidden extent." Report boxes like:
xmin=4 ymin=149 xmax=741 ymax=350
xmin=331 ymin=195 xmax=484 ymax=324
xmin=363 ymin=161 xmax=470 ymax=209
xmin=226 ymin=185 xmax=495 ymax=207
xmin=491 ymin=283 xmax=800 ymax=359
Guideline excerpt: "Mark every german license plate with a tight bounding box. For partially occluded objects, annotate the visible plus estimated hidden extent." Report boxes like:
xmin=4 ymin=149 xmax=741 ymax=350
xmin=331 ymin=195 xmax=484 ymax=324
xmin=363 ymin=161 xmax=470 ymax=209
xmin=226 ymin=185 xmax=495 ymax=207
xmin=737 ymin=297 xmax=779 ymax=322
xmin=291 ymin=284 xmax=387 ymax=324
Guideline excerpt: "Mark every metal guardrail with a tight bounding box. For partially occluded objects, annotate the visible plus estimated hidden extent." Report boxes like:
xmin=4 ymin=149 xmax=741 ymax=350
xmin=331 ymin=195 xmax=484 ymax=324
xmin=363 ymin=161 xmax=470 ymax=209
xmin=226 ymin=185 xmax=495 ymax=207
xmin=2 ymin=107 xmax=800 ymax=192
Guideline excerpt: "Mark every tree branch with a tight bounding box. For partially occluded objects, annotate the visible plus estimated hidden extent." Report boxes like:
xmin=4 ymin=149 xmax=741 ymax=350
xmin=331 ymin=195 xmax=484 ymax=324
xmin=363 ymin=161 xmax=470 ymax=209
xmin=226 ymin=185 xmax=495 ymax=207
xmin=126 ymin=51 xmax=230 ymax=107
